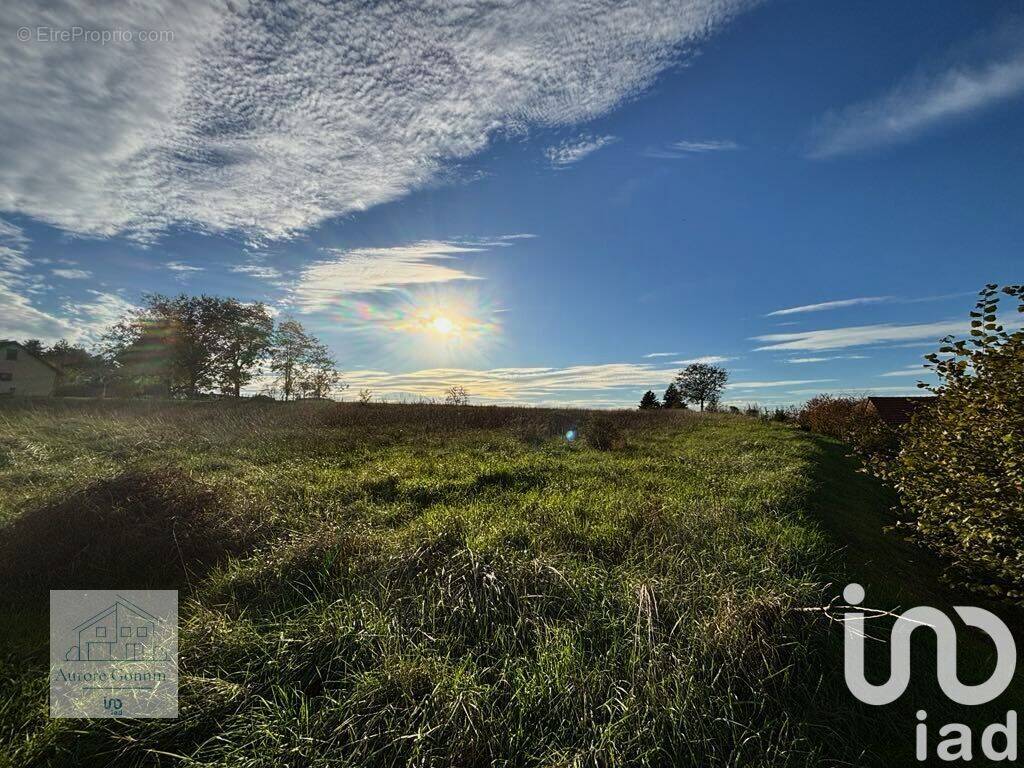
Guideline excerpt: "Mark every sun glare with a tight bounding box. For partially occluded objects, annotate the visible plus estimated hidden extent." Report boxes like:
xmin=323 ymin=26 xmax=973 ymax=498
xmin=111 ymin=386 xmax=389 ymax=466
xmin=431 ymin=316 xmax=455 ymax=334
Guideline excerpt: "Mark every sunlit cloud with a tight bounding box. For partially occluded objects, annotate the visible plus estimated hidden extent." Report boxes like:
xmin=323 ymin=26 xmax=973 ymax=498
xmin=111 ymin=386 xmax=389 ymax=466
xmin=293 ymin=241 xmax=493 ymax=313
xmin=342 ymin=361 xmax=680 ymax=403
xmin=643 ymin=351 xmax=679 ymax=358
xmin=880 ymin=365 xmax=932 ymax=378
xmin=752 ymin=320 xmax=970 ymax=351
xmin=0 ymin=0 xmax=750 ymax=240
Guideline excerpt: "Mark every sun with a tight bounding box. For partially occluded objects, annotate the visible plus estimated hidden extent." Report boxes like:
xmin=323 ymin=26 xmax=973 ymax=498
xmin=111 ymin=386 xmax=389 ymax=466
xmin=430 ymin=315 xmax=455 ymax=334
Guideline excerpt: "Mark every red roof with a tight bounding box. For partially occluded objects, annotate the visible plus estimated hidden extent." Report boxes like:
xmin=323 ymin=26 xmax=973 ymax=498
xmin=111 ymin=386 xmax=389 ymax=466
xmin=868 ymin=396 xmax=936 ymax=427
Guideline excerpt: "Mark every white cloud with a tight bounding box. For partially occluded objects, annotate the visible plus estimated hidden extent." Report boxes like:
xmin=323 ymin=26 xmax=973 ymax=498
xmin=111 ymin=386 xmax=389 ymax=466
xmin=52 ymin=268 xmax=92 ymax=279
xmin=643 ymin=351 xmax=678 ymax=358
xmin=230 ymin=264 xmax=283 ymax=281
xmin=728 ymin=379 xmax=835 ymax=390
xmin=880 ymin=365 xmax=932 ymax=378
xmin=644 ymin=138 xmax=740 ymax=158
xmin=670 ymin=355 xmax=733 ymax=365
xmin=752 ymin=320 xmax=969 ymax=352
xmin=167 ymin=261 xmax=205 ymax=274
xmin=766 ymin=296 xmax=891 ymax=316
xmin=0 ymin=0 xmax=751 ymax=241
xmin=293 ymin=240 xmax=491 ymax=312
xmin=786 ymin=354 xmax=869 ymax=363
xmin=811 ymin=40 xmax=1024 ymax=158
xmin=342 ymin=361 xmax=681 ymax=403
xmin=545 ymin=134 xmax=618 ymax=167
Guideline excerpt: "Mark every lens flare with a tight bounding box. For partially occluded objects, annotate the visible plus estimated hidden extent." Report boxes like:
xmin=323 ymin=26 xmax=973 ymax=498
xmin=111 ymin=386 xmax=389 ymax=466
xmin=431 ymin=316 xmax=455 ymax=334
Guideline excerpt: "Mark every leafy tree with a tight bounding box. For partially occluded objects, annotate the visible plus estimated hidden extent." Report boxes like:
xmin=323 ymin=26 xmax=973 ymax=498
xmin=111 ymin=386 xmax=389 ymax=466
xmin=662 ymin=382 xmax=685 ymax=409
xmin=870 ymin=285 xmax=1024 ymax=598
xmin=213 ymin=300 xmax=274 ymax=397
xmin=675 ymin=363 xmax=728 ymax=411
xmin=21 ymin=339 xmax=45 ymax=357
xmin=297 ymin=340 xmax=345 ymax=399
xmin=269 ymin=318 xmax=314 ymax=402
xmin=103 ymin=294 xmax=224 ymax=397
xmin=639 ymin=390 xmax=660 ymax=409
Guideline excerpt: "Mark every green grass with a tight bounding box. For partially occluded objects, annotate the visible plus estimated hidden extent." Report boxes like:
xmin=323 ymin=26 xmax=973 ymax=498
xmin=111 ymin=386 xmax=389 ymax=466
xmin=0 ymin=400 xmax=1019 ymax=766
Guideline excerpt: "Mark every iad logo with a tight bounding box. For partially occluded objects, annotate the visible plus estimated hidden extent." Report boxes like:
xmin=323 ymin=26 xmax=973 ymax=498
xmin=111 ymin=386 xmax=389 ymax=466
xmin=842 ymin=583 xmax=1018 ymax=761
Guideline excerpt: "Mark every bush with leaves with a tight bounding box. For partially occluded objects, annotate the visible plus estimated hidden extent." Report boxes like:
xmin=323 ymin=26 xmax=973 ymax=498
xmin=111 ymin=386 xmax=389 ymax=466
xmin=871 ymin=285 xmax=1024 ymax=599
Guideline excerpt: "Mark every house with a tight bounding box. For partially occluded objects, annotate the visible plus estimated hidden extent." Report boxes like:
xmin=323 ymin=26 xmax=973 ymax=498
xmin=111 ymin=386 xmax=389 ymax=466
xmin=0 ymin=340 xmax=58 ymax=396
xmin=867 ymin=396 xmax=936 ymax=428
xmin=64 ymin=596 xmax=165 ymax=662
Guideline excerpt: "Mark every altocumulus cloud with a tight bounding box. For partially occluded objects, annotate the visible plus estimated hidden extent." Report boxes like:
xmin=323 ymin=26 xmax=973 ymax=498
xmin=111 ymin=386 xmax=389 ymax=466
xmin=1 ymin=0 xmax=753 ymax=242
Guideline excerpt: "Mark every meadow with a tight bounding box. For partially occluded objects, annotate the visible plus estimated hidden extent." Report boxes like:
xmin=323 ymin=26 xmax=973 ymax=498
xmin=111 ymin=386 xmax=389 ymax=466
xmin=0 ymin=400 xmax=1019 ymax=766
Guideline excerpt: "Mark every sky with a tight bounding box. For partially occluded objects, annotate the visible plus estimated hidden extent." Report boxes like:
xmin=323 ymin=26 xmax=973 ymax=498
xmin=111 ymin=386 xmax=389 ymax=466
xmin=1 ymin=0 xmax=1021 ymax=407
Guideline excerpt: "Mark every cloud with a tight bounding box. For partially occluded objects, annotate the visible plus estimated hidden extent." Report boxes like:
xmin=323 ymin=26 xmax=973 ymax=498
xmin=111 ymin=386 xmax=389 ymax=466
xmin=230 ymin=264 xmax=283 ymax=281
xmin=786 ymin=355 xmax=869 ymax=363
xmin=545 ymin=134 xmax=618 ymax=167
xmin=0 ymin=0 xmax=751 ymax=241
xmin=643 ymin=138 xmax=740 ymax=158
xmin=293 ymin=240 xmax=496 ymax=312
xmin=752 ymin=319 xmax=969 ymax=351
xmin=766 ymin=297 xmax=891 ymax=316
xmin=166 ymin=261 xmax=205 ymax=274
xmin=728 ymin=379 xmax=835 ymax=390
xmin=810 ymin=37 xmax=1024 ymax=158
xmin=643 ymin=351 xmax=679 ymax=358
xmin=670 ymin=355 xmax=733 ymax=365
xmin=342 ymin=361 xmax=681 ymax=403
xmin=880 ymin=365 xmax=932 ymax=378
xmin=52 ymin=268 xmax=92 ymax=279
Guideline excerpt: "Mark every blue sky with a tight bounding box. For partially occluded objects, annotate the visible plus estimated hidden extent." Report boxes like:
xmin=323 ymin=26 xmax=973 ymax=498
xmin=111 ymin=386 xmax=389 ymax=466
xmin=1 ymin=0 xmax=1021 ymax=406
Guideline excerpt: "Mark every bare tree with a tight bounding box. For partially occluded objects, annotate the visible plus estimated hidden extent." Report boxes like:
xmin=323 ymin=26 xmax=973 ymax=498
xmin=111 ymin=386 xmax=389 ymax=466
xmin=444 ymin=385 xmax=469 ymax=405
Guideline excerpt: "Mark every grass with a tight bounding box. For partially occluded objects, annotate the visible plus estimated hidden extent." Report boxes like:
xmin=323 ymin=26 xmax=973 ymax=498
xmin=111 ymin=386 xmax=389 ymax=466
xmin=0 ymin=399 xmax=1019 ymax=766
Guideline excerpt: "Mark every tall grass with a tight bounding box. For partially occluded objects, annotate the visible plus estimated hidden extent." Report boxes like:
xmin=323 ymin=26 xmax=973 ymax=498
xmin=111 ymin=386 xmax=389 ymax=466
xmin=0 ymin=400 xmax=868 ymax=766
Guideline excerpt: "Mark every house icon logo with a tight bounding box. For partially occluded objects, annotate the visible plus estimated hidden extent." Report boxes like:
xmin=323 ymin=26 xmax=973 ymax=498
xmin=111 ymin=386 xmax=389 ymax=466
xmin=51 ymin=589 xmax=179 ymax=718
xmin=64 ymin=595 xmax=170 ymax=662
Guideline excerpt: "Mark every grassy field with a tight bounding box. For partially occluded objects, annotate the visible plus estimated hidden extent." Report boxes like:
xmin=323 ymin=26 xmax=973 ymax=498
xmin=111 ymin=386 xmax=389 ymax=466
xmin=0 ymin=400 xmax=1019 ymax=766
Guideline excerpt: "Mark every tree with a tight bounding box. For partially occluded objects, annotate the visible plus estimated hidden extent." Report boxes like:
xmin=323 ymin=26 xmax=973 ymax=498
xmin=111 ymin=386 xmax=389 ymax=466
xmin=268 ymin=318 xmax=314 ymax=402
xmin=21 ymin=339 xmax=45 ymax=357
xmin=661 ymin=382 xmax=685 ymax=409
xmin=103 ymin=294 xmax=224 ymax=397
xmin=869 ymin=285 xmax=1024 ymax=597
xmin=444 ymin=385 xmax=469 ymax=405
xmin=297 ymin=340 xmax=345 ymax=399
xmin=675 ymin=363 xmax=728 ymax=411
xmin=213 ymin=300 xmax=274 ymax=397
xmin=639 ymin=390 xmax=660 ymax=409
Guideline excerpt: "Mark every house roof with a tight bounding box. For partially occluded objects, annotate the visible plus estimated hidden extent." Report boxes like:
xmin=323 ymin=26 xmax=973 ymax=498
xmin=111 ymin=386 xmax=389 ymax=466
xmin=868 ymin=396 xmax=936 ymax=427
xmin=0 ymin=340 xmax=61 ymax=373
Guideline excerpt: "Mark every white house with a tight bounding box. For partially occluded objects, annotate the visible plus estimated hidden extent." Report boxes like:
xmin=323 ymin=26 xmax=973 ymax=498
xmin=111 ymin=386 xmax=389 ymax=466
xmin=0 ymin=340 xmax=58 ymax=396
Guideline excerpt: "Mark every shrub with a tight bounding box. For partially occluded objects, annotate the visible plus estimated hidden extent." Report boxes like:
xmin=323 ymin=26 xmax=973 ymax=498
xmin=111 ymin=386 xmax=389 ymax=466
xmin=584 ymin=414 xmax=626 ymax=450
xmin=871 ymin=285 xmax=1024 ymax=599
xmin=795 ymin=395 xmax=895 ymax=457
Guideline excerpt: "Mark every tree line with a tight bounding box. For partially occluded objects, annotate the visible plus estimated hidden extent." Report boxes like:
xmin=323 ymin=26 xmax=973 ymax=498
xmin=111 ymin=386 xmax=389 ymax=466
xmin=21 ymin=293 xmax=344 ymax=400
xmin=638 ymin=362 xmax=728 ymax=411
